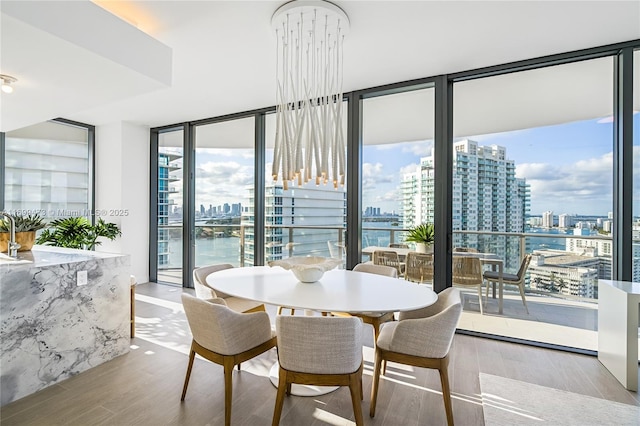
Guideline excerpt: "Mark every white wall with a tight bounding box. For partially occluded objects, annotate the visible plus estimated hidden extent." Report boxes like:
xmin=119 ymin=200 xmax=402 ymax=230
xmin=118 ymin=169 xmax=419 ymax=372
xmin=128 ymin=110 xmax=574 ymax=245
xmin=95 ymin=122 xmax=150 ymax=283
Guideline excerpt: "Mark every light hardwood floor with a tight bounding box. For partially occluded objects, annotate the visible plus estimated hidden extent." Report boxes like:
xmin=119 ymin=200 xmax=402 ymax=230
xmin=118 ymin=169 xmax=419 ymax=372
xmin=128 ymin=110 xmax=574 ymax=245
xmin=1 ymin=282 xmax=638 ymax=425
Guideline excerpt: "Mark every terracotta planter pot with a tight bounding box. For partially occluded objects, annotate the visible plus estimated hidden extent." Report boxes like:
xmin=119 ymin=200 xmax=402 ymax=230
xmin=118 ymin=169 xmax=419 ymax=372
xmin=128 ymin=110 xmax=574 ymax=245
xmin=0 ymin=231 xmax=36 ymax=252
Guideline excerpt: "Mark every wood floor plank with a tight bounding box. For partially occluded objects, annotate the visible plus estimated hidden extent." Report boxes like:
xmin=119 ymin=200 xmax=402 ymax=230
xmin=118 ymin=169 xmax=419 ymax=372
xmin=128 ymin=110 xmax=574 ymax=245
xmin=2 ymin=282 xmax=638 ymax=426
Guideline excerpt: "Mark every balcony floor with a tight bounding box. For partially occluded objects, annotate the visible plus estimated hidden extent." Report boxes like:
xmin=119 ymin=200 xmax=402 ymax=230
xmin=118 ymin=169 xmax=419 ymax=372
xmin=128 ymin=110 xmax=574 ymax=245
xmin=458 ymin=290 xmax=600 ymax=351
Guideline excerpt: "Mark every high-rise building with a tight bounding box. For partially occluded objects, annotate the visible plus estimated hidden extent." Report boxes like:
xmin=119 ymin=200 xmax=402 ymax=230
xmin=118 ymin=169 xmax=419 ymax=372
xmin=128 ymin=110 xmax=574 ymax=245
xmin=542 ymin=210 xmax=554 ymax=228
xmin=158 ymin=151 xmax=182 ymax=267
xmin=558 ymin=214 xmax=572 ymax=229
xmin=401 ymin=139 xmax=529 ymax=267
xmin=242 ymin=181 xmax=346 ymax=265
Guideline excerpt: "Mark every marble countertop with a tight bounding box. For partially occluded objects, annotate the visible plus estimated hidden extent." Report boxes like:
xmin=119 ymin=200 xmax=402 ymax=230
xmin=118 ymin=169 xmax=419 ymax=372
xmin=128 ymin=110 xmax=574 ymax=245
xmin=0 ymin=245 xmax=127 ymax=269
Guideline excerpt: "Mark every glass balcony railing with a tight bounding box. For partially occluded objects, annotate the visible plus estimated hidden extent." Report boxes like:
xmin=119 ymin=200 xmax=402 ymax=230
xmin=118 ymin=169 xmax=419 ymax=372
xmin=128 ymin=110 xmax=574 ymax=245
xmin=158 ymin=222 xmax=621 ymax=308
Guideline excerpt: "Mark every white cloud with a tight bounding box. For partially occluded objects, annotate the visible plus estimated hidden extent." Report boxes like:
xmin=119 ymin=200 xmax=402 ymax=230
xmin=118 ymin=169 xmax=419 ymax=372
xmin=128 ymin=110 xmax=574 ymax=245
xmin=362 ymin=162 xmax=395 ymax=189
xmin=401 ymin=141 xmax=432 ymax=156
xmin=519 ymin=152 xmax=613 ymax=213
xmin=399 ymin=163 xmax=420 ymax=176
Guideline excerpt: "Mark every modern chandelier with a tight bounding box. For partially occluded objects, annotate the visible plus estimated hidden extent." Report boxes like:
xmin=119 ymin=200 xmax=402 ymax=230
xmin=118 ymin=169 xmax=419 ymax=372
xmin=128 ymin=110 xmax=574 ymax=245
xmin=271 ymin=0 xmax=349 ymax=190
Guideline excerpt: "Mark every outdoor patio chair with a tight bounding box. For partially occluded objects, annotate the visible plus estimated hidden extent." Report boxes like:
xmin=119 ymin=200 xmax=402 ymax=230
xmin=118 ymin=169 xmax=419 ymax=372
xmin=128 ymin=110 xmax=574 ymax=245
xmin=453 ymin=247 xmax=479 ymax=253
xmin=452 ymin=256 xmax=485 ymax=314
xmin=404 ymin=252 xmax=434 ymax=285
xmin=484 ymin=254 xmax=532 ymax=314
xmin=370 ymin=288 xmax=462 ymax=425
xmin=373 ymin=250 xmax=405 ymax=277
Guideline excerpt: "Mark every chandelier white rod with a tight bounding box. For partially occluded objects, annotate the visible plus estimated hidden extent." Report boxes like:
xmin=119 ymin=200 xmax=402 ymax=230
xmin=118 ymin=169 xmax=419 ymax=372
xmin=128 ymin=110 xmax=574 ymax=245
xmin=271 ymin=0 xmax=349 ymax=190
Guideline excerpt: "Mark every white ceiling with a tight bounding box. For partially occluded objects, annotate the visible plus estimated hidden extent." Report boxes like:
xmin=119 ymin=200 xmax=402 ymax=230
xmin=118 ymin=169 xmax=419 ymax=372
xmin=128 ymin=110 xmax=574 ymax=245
xmin=1 ymin=1 xmax=639 ymax=135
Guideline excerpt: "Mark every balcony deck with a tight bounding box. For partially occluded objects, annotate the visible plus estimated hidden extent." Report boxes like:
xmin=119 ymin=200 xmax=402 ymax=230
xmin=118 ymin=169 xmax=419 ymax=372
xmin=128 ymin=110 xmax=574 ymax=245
xmin=458 ymin=289 xmax=599 ymax=351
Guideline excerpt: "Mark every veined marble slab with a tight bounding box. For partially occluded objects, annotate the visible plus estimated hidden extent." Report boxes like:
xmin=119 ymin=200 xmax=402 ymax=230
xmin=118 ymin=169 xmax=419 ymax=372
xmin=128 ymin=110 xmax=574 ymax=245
xmin=0 ymin=246 xmax=130 ymax=406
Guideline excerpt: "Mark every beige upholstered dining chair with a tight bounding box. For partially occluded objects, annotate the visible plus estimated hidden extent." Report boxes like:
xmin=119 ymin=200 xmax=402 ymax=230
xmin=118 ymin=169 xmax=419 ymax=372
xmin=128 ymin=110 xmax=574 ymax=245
xmin=373 ymin=250 xmax=405 ymax=277
xmin=339 ymin=263 xmax=398 ymax=346
xmin=404 ymin=252 xmax=434 ymax=285
xmin=272 ymin=315 xmax=364 ymax=426
xmin=180 ymin=293 xmax=277 ymax=426
xmin=370 ymin=288 xmax=462 ymax=426
xmin=193 ymin=264 xmax=265 ymax=313
xmin=452 ymin=255 xmax=485 ymax=314
xmin=484 ymin=253 xmax=532 ymax=314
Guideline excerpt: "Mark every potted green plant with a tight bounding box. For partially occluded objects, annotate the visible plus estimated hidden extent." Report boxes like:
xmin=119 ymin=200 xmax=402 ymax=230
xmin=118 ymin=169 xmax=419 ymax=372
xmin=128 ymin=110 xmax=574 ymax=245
xmin=36 ymin=217 xmax=121 ymax=250
xmin=405 ymin=222 xmax=435 ymax=253
xmin=0 ymin=213 xmax=47 ymax=252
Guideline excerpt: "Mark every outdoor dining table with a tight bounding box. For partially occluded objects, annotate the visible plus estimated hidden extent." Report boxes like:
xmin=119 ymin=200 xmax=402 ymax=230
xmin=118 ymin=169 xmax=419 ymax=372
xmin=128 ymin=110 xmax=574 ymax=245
xmin=453 ymin=252 xmax=505 ymax=314
xmin=207 ymin=265 xmax=438 ymax=395
xmin=362 ymin=246 xmax=505 ymax=314
xmin=361 ymin=245 xmax=412 ymax=260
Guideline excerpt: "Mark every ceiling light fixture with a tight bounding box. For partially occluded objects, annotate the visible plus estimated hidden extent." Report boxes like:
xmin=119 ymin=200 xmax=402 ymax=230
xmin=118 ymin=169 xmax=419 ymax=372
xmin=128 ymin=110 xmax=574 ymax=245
xmin=271 ymin=0 xmax=349 ymax=190
xmin=0 ymin=74 xmax=17 ymax=94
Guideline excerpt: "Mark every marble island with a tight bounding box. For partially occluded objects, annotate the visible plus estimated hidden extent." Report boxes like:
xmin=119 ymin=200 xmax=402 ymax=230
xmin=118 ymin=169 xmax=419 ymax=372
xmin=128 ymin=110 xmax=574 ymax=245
xmin=0 ymin=245 xmax=131 ymax=406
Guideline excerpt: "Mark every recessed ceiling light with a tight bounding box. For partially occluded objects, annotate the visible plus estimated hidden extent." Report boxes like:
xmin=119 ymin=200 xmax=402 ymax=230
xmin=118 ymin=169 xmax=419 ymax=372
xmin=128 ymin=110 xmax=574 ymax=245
xmin=0 ymin=74 xmax=17 ymax=93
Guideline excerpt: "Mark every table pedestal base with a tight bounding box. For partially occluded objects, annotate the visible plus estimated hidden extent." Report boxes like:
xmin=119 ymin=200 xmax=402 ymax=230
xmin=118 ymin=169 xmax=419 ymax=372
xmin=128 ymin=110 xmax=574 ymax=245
xmin=269 ymin=362 xmax=339 ymax=396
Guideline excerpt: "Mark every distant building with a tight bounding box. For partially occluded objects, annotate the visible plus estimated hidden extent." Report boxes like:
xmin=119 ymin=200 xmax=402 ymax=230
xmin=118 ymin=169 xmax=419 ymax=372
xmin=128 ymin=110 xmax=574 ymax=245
xmin=542 ymin=211 xmax=554 ymax=228
xmin=558 ymin=214 xmax=572 ymax=229
xmin=243 ymin=181 xmax=346 ymax=265
xmin=529 ymin=217 xmax=543 ymax=227
xmin=401 ymin=140 xmax=529 ymax=269
xmin=528 ymin=251 xmax=599 ymax=299
xmin=158 ymin=151 xmax=182 ymax=267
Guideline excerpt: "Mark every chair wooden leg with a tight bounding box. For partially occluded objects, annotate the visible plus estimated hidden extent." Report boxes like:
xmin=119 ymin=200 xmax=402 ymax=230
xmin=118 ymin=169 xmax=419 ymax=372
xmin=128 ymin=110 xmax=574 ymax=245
xmin=370 ymin=349 xmax=383 ymax=417
xmin=223 ymin=357 xmax=235 ymax=426
xmin=180 ymin=347 xmax=196 ymax=401
xmin=519 ymin=284 xmax=529 ymax=314
xmin=438 ymin=358 xmax=454 ymax=426
xmin=348 ymin=372 xmax=364 ymax=426
xmin=477 ymin=286 xmax=484 ymax=315
xmin=272 ymin=368 xmax=288 ymax=426
xmin=276 ymin=306 xmax=283 ymax=315
xmin=372 ymin=322 xmax=387 ymax=375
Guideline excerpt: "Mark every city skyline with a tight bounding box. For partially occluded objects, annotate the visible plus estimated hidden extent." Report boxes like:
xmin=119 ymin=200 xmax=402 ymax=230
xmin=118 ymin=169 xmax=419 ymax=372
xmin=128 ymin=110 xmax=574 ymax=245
xmin=168 ymin=113 xmax=639 ymax=217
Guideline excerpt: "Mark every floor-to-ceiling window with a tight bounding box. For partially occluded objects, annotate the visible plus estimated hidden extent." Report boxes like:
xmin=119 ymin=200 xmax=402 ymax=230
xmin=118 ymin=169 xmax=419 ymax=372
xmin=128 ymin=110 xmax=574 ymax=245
xmin=264 ymin=106 xmax=348 ymax=265
xmin=3 ymin=119 xmax=93 ymax=219
xmin=156 ymin=129 xmax=184 ymax=284
xmin=194 ymin=117 xmax=255 ymax=268
xmin=148 ymin=40 xmax=639 ymax=356
xmin=452 ymin=57 xmax=615 ymax=351
xmin=360 ymin=86 xmax=435 ymax=257
xmin=633 ymin=49 xmax=640 ymax=280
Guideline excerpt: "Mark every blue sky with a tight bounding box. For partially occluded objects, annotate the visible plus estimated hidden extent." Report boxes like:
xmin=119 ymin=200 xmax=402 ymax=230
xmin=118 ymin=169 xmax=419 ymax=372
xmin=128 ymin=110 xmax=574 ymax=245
xmin=364 ymin=114 xmax=640 ymax=217
xmin=189 ymin=114 xmax=639 ymax=217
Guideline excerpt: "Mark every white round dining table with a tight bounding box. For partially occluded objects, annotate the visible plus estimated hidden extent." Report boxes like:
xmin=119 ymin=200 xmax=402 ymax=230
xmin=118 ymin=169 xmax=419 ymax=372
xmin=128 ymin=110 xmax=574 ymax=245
xmin=206 ymin=265 xmax=438 ymax=314
xmin=206 ymin=265 xmax=438 ymax=397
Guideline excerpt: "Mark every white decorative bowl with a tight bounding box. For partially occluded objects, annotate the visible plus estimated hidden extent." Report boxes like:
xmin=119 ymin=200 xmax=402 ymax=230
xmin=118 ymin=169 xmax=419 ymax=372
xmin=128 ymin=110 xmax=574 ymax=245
xmin=268 ymin=256 xmax=342 ymax=283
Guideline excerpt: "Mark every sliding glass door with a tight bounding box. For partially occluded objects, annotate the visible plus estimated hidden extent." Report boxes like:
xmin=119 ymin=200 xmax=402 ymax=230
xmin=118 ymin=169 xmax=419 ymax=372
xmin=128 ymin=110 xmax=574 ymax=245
xmin=452 ymin=57 xmax=614 ymax=351
xmin=360 ymin=87 xmax=435 ymax=259
xmin=194 ymin=117 xmax=255 ymax=268
xmin=156 ymin=129 xmax=184 ymax=284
